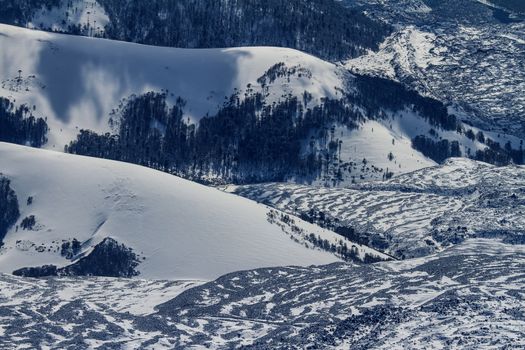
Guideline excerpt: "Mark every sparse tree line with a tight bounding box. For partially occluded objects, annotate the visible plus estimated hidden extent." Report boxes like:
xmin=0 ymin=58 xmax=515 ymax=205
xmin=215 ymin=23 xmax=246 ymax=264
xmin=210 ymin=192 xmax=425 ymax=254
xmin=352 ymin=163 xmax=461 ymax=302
xmin=0 ymin=98 xmax=48 ymax=147
xmin=350 ymin=75 xmax=524 ymax=165
xmin=64 ymin=73 xmax=525 ymax=185
xmin=267 ymin=209 xmax=387 ymax=263
xmin=12 ymin=237 xmax=140 ymax=278
xmin=66 ymin=91 xmax=364 ymax=184
xmin=351 ymin=75 xmax=457 ymax=131
xmin=97 ymin=0 xmax=391 ymax=61
xmin=412 ymin=130 xmax=524 ymax=166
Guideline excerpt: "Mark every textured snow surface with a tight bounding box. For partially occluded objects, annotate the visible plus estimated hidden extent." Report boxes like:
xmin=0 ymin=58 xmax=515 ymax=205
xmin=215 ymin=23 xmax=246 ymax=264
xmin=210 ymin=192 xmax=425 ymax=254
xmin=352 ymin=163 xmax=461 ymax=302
xmin=229 ymin=158 xmax=525 ymax=259
xmin=0 ymin=23 xmax=346 ymax=149
xmin=0 ymin=142 xmax=341 ymax=279
xmin=1 ymin=239 xmax=524 ymax=349
xmin=345 ymin=2 xmax=525 ymax=138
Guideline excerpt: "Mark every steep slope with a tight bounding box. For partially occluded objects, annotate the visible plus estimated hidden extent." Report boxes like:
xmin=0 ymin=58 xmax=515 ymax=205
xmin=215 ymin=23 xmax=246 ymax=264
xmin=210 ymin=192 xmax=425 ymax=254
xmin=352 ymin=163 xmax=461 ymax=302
xmin=228 ymin=158 xmax=525 ymax=259
xmin=0 ymin=142 xmax=349 ymax=280
xmin=0 ymin=23 xmax=347 ymax=149
xmin=1 ymin=239 xmax=524 ymax=348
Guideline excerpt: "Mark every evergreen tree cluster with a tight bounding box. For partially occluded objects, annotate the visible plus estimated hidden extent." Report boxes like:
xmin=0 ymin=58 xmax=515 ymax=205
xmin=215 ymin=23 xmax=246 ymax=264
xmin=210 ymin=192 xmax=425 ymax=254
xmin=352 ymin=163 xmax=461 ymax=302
xmin=66 ymin=92 xmax=363 ymax=184
xmin=0 ymin=0 xmax=391 ymax=60
xmin=412 ymin=133 xmax=524 ymax=165
xmin=95 ymin=0 xmax=391 ymax=61
xmin=474 ymin=138 xmax=524 ymax=165
xmin=0 ymin=98 xmax=48 ymax=147
xmin=351 ymin=75 xmax=457 ymax=131
xmin=464 ymin=128 xmax=525 ymax=165
xmin=20 ymin=215 xmax=36 ymax=230
xmin=411 ymin=135 xmax=461 ymax=163
xmin=0 ymin=176 xmax=20 ymax=245
xmin=0 ymin=0 xmax=60 ymax=25
xmin=13 ymin=237 xmax=140 ymax=278
xmin=257 ymin=63 xmax=312 ymax=87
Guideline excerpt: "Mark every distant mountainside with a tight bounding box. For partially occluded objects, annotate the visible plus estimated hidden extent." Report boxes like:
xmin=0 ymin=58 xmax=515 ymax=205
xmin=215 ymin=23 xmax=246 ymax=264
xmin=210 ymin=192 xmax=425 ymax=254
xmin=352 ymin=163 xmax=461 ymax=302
xmin=343 ymin=0 xmax=525 ymax=139
xmin=484 ymin=0 xmax=525 ymax=15
xmin=0 ymin=0 xmax=391 ymax=61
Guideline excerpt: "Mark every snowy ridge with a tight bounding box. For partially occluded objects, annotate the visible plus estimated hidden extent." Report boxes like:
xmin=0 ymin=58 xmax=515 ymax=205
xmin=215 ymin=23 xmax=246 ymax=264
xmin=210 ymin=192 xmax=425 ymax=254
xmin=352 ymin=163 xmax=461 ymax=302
xmin=0 ymin=23 xmax=444 ymax=185
xmin=0 ymin=23 xmax=346 ymax=149
xmin=2 ymin=24 xmax=519 ymax=187
xmin=0 ymin=142 xmax=347 ymax=280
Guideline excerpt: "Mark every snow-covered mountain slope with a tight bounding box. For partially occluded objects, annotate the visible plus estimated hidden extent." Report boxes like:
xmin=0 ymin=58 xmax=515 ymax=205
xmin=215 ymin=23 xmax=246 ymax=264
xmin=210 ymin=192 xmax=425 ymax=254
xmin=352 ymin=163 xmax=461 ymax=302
xmin=344 ymin=0 xmax=525 ymax=139
xmin=1 ymin=239 xmax=524 ymax=349
xmin=0 ymin=142 xmax=349 ymax=280
xmin=2 ymin=23 xmax=521 ymax=187
xmin=302 ymin=114 xmax=437 ymax=185
xmin=228 ymin=157 xmax=525 ymax=259
xmin=0 ymin=23 xmax=346 ymax=149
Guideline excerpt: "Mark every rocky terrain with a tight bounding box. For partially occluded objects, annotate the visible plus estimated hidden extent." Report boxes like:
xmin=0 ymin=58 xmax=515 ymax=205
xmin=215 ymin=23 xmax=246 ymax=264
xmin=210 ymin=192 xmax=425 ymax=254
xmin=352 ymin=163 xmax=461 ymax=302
xmin=0 ymin=239 xmax=523 ymax=349
xmin=229 ymin=158 xmax=525 ymax=259
xmin=0 ymin=1 xmax=524 ymax=349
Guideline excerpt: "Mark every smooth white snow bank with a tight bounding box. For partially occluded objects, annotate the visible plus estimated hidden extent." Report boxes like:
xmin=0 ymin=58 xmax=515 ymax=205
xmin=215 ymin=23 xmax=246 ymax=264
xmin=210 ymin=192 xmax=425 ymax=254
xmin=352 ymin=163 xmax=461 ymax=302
xmin=0 ymin=142 xmax=340 ymax=280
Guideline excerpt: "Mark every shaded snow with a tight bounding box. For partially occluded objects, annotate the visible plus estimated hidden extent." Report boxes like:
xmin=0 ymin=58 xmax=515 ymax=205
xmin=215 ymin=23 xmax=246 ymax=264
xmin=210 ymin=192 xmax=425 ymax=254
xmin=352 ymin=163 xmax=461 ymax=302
xmin=0 ymin=24 xmax=346 ymax=150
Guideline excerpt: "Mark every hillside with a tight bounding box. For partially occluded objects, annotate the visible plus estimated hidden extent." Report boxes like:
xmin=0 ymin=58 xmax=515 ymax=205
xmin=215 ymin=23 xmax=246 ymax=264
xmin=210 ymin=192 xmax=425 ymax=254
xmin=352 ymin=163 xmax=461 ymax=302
xmin=0 ymin=2 xmax=523 ymax=349
xmin=0 ymin=142 xmax=362 ymax=280
xmin=0 ymin=23 xmax=347 ymax=149
xmin=0 ymin=23 xmax=434 ymax=185
xmin=344 ymin=0 xmax=525 ymax=139
xmin=2 ymin=24 xmax=523 ymax=187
